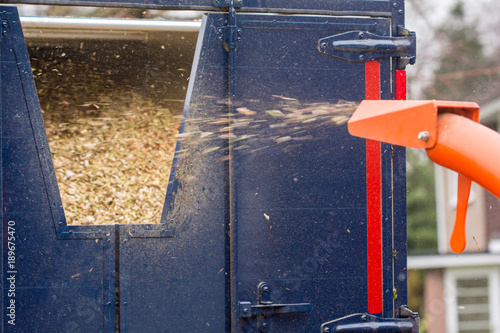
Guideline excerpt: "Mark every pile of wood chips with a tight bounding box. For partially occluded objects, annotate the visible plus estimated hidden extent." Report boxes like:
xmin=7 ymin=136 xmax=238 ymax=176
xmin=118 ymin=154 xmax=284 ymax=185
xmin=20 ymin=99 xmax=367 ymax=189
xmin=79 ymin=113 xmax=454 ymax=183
xmin=30 ymin=42 xmax=185 ymax=224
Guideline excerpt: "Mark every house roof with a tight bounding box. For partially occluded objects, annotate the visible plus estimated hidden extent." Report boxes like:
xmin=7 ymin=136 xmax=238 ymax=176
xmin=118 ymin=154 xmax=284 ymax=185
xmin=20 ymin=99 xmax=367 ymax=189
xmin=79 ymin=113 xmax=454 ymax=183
xmin=408 ymin=253 xmax=500 ymax=270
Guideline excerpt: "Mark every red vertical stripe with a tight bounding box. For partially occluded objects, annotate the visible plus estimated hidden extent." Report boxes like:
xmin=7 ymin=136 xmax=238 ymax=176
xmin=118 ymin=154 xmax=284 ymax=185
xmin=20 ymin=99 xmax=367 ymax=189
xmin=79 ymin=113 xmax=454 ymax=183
xmin=396 ymin=70 xmax=406 ymax=100
xmin=365 ymin=60 xmax=383 ymax=314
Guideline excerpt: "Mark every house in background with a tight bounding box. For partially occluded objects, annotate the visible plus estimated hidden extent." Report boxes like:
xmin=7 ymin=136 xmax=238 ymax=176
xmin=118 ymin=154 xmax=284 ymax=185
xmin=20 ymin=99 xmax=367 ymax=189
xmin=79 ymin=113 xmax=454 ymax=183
xmin=408 ymin=97 xmax=500 ymax=333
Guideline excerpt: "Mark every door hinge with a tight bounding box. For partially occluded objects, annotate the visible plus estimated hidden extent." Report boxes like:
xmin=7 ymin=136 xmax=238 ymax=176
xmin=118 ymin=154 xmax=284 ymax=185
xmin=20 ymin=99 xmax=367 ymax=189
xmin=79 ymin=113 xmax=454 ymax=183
xmin=318 ymin=27 xmax=416 ymax=69
xmin=321 ymin=306 xmax=419 ymax=333
xmin=216 ymin=25 xmax=242 ymax=50
xmin=239 ymin=282 xmax=312 ymax=332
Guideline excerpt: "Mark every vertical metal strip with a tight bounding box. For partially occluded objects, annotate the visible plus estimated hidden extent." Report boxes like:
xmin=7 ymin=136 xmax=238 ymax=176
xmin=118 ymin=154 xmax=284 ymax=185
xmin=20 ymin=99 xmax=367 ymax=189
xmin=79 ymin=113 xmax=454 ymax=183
xmin=365 ymin=60 xmax=383 ymax=314
xmin=393 ymin=69 xmax=407 ymax=316
xmin=227 ymin=3 xmax=239 ymax=332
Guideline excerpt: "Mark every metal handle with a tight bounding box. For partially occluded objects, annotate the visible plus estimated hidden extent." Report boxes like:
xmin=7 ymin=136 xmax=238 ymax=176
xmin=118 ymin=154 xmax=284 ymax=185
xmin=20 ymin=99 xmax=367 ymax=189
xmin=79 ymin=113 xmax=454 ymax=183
xmin=239 ymin=301 xmax=312 ymax=318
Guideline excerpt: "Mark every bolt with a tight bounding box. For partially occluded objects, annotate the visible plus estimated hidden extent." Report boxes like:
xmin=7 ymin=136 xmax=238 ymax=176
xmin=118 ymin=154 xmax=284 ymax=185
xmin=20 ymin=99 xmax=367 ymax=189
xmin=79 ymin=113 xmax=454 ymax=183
xmin=358 ymin=32 xmax=365 ymax=39
xmin=323 ymin=327 xmax=331 ymax=333
xmin=418 ymin=131 xmax=430 ymax=142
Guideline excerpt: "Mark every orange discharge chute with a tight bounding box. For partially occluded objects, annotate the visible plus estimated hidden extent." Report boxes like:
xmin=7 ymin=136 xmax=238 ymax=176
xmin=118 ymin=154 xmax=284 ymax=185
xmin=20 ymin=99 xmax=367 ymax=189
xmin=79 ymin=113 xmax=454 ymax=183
xmin=348 ymin=100 xmax=500 ymax=253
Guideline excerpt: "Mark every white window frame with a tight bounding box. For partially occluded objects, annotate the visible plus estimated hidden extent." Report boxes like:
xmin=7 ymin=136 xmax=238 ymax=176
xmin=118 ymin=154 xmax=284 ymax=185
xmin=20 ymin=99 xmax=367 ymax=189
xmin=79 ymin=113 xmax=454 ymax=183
xmin=444 ymin=267 xmax=500 ymax=333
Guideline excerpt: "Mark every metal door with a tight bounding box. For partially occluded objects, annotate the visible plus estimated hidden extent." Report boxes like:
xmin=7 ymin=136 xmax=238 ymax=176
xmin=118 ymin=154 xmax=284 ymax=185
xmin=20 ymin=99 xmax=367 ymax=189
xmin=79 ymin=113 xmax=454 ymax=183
xmin=0 ymin=2 xmax=413 ymax=332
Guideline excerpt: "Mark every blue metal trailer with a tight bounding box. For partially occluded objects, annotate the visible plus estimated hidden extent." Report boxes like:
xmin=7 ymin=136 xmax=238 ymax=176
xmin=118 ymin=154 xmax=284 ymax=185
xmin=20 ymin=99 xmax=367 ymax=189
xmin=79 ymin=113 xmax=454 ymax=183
xmin=0 ymin=1 xmax=417 ymax=331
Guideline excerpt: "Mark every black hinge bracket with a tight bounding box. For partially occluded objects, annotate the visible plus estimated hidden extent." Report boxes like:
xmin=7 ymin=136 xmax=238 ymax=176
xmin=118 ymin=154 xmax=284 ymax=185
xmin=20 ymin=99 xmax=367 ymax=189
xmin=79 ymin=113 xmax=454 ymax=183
xmin=239 ymin=282 xmax=312 ymax=332
xmin=318 ymin=27 xmax=416 ymax=69
xmin=216 ymin=25 xmax=242 ymax=50
xmin=214 ymin=0 xmax=242 ymax=50
xmin=321 ymin=306 xmax=419 ymax=333
xmin=213 ymin=0 xmax=242 ymax=8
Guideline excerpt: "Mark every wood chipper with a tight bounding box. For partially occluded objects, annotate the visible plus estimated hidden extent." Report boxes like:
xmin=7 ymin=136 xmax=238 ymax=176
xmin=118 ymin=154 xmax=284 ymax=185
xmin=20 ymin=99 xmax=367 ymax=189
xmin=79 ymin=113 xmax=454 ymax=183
xmin=0 ymin=0 xmax=425 ymax=332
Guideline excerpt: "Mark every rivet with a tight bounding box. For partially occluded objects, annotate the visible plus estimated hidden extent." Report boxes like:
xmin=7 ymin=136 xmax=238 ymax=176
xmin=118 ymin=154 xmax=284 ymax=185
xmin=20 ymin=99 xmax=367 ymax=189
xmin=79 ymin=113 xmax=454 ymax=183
xmin=243 ymin=308 xmax=248 ymax=314
xmin=323 ymin=327 xmax=331 ymax=333
xmin=358 ymin=32 xmax=365 ymax=39
xmin=320 ymin=42 xmax=327 ymax=49
xmin=398 ymin=9 xmax=403 ymax=15
xmin=69 ymin=230 xmax=73 ymax=234
xmin=107 ymin=302 xmax=111 ymax=306
xmin=359 ymin=55 xmax=365 ymax=61
xmin=262 ymin=322 xmax=268 ymax=328
xmin=263 ymin=286 xmax=269 ymax=293
xmin=361 ymin=314 xmax=367 ymax=321
xmin=393 ymin=2 xmax=398 ymax=8
xmin=418 ymin=131 xmax=430 ymax=142
xmin=124 ymin=302 xmax=128 ymax=306
xmin=58 ymin=221 xmax=63 ymax=226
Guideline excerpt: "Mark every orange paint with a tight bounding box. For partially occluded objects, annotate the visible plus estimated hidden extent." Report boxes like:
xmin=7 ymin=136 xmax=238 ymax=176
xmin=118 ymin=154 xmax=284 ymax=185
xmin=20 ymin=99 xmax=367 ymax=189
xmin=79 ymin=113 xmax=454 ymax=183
xmin=348 ymin=100 xmax=500 ymax=254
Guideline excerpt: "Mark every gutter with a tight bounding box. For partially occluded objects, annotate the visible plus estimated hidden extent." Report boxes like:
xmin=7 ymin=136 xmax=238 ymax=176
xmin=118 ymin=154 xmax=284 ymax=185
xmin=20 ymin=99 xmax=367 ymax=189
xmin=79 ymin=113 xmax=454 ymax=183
xmin=408 ymin=253 xmax=500 ymax=270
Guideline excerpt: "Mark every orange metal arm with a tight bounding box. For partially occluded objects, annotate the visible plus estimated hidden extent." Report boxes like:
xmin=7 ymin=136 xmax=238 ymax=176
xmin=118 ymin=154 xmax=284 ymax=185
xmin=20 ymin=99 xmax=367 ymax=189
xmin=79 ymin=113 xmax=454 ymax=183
xmin=348 ymin=100 xmax=499 ymax=253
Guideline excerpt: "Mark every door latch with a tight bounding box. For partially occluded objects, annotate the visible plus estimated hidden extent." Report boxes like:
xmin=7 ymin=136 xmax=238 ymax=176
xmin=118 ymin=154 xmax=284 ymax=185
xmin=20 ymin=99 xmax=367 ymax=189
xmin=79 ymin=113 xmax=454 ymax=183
xmin=318 ymin=27 xmax=416 ymax=69
xmin=239 ymin=282 xmax=312 ymax=332
xmin=321 ymin=306 xmax=419 ymax=333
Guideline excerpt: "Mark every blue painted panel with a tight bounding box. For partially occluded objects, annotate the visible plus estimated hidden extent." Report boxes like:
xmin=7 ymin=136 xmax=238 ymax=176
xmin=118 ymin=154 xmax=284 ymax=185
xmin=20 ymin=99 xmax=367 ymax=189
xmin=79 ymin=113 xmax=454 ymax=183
xmin=0 ymin=7 xmax=116 ymax=332
xmin=228 ymin=14 xmax=401 ymax=331
xmin=120 ymin=15 xmax=230 ymax=332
